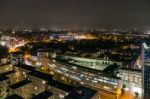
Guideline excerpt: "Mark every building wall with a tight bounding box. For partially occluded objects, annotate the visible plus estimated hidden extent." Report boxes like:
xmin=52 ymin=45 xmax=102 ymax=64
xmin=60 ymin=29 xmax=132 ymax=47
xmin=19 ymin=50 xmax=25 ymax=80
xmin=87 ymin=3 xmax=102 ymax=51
xmin=0 ymin=79 xmax=9 ymax=98
xmin=118 ymin=69 xmax=142 ymax=87
xmin=142 ymin=43 xmax=150 ymax=99
xmin=0 ymin=64 xmax=13 ymax=74
xmin=12 ymin=80 xmax=45 ymax=99
xmin=118 ymin=69 xmax=142 ymax=96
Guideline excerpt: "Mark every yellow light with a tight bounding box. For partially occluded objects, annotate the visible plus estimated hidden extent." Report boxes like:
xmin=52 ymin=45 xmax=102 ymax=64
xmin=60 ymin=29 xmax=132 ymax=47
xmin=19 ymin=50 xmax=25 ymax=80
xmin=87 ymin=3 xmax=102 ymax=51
xmin=41 ymin=67 xmax=44 ymax=70
xmin=9 ymin=47 xmax=19 ymax=53
xmin=24 ymin=53 xmax=30 ymax=59
xmin=116 ymin=88 xmax=121 ymax=95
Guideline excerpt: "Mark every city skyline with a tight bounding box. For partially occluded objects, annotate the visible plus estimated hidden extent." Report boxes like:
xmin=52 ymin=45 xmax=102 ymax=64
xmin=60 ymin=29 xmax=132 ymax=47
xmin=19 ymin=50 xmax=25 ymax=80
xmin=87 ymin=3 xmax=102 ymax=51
xmin=0 ymin=0 xmax=149 ymax=99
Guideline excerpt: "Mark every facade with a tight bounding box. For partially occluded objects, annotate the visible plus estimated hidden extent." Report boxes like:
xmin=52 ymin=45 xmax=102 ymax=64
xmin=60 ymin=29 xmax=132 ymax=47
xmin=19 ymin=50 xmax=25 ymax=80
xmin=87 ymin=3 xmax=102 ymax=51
xmin=0 ymin=76 xmax=9 ymax=98
xmin=10 ymin=52 xmax=24 ymax=65
xmin=0 ymin=64 xmax=13 ymax=74
xmin=118 ymin=69 xmax=142 ymax=96
xmin=142 ymin=43 xmax=150 ymax=99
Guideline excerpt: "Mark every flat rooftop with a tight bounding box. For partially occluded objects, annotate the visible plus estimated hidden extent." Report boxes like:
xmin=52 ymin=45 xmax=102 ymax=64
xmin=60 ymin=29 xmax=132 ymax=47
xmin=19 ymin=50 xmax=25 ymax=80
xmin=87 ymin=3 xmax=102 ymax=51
xmin=55 ymin=55 xmax=112 ymax=71
xmin=9 ymin=79 xmax=31 ymax=89
xmin=56 ymin=58 xmax=100 ymax=73
xmin=65 ymin=86 xmax=97 ymax=99
xmin=0 ymin=76 xmax=9 ymax=82
xmin=31 ymin=91 xmax=53 ymax=99
xmin=5 ymin=94 xmax=23 ymax=99
xmin=0 ymin=63 xmax=11 ymax=67
xmin=55 ymin=58 xmax=120 ymax=79
xmin=28 ymin=70 xmax=53 ymax=81
xmin=71 ymin=61 xmax=109 ymax=71
xmin=0 ymin=70 xmax=14 ymax=76
xmin=47 ymin=79 xmax=75 ymax=92
xmin=15 ymin=64 xmax=35 ymax=71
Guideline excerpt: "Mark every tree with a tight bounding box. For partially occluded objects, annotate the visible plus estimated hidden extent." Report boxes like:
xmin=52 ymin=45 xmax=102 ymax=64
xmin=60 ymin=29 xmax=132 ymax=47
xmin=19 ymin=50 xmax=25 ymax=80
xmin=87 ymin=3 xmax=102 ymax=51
xmin=135 ymin=92 xmax=139 ymax=98
xmin=121 ymin=84 xmax=126 ymax=94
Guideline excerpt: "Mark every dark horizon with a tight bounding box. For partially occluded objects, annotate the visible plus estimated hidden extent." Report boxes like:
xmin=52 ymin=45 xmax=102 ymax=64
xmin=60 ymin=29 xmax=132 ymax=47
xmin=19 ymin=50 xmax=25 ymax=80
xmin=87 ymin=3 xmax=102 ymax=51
xmin=0 ymin=0 xmax=150 ymax=30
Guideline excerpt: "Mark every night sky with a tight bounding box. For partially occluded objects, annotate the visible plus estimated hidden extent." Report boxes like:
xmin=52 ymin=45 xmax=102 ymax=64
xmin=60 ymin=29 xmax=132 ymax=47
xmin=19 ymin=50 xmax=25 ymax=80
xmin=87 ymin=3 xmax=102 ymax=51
xmin=0 ymin=0 xmax=150 ymax=30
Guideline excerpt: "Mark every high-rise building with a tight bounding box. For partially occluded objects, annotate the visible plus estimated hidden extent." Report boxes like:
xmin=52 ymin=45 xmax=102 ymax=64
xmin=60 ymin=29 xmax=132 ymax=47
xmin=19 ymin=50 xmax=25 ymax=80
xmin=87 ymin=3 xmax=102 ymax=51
xmin=142 ymin=43 xmax=150 ymax=99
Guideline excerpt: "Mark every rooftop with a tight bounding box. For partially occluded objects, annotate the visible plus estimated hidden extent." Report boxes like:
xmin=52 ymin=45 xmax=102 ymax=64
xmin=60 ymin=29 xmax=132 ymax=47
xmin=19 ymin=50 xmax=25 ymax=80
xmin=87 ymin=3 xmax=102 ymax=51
xmin=15 ymin=64 xmax=35 ymax=71
xmin=0 ymin=76 xmax=9 ymax=82
xmin=47 ymin=79 xmax=75 ymax=92
xmin=28 ymin=70 xmax=53 ymax=81
xmin=0 ymin=63 xmax=11 ymax=67
xmin=28 ymin=70 xmax=75 ymax=92
xmin=0 ymin=70 xmax=14 ymax=76
xmin=56 ymin=55 xmax=112 ymax=71
xmin=5 ymin=94 xmax=23 ymax=99
xmin=71 ymin=61 xmax=109 ymax=71
xmin=65 ymin=86 xmax=97 ymax=99
xmin=9 ymin=79 xmax=31 ymax=89
xmin=31 ymin=91 xmax=53 ymax=99
xmin=102 ymin=64 xmax=119 ymax=74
